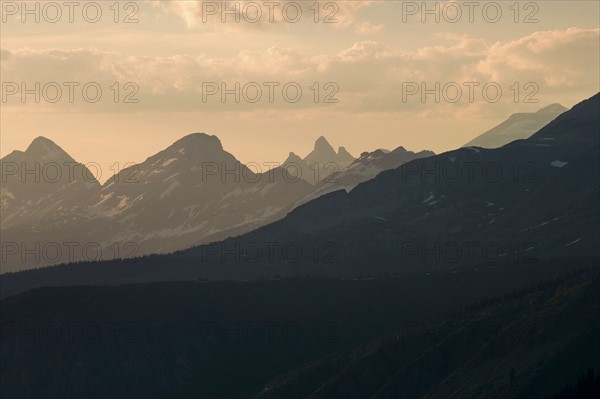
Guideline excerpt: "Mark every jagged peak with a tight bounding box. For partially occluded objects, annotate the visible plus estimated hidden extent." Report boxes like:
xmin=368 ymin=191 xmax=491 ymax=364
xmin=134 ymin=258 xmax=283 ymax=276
xmin=314 ymin=136 xmax=335 ymax=153
xmin=283 ymin=151 xmax=305 ymax=164
xmin=337 ymin=146 xmax=356 ymax=161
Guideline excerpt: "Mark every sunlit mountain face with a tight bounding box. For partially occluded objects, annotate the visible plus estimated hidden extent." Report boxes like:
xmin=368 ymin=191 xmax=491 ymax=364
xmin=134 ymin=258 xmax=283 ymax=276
xmin=1 ymin=1 xmax=599 ymax=398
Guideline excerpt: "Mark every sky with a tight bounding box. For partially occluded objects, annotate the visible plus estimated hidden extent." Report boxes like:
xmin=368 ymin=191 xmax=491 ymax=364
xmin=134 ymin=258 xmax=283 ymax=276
xmin=1 ymin=0 xmax=599 ymax=182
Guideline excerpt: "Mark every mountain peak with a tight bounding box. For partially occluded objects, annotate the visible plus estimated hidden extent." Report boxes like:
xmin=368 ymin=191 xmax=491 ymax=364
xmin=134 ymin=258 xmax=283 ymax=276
xmin=175 ymin=132 xmax=222 ymax=146
xmin=314 ymin=136 xmax=335 ymax=154
xmin=24 ymin=136 xmax=73 ymax=162
xmin=304 ymin=136 xmax=338 ymax=166
xmin=303 ymin=136 xmax=356 ymax=171
xmin=283 ymin=152 xmax=304 ymax=165
xmin=168 ymin=133 xmax=224 ymax=154
xmin=337 ymin=146 xmax=356 ymax=163
xmin=27 ymin=136 xmax=60 ymax=151
xmin=390 ymin=146 xmax=407 ymax=154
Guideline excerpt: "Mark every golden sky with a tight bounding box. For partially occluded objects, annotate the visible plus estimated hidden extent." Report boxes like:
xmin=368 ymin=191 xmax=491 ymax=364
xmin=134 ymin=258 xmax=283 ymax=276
xmin=1 ymin=1 xmax=599 ymax=182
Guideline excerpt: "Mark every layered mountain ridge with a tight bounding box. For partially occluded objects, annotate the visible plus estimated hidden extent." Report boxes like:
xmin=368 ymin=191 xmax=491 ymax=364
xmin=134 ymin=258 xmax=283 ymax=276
xmin=0 ymin=93 xmax=597 ymax=294
xmin=1 ymin=133 xmax=431 ymax=273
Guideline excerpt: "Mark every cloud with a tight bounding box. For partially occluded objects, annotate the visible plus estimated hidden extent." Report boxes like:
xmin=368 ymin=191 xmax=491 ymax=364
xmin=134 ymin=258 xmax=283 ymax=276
xmin=354 ymin=21 xmax=383 ymax=35
xmin=478 ymin=27 xmax=600 ymax=89
xmin=336 ymin=41 xmax=393 ymax=63
xmin=1 ymin=28 xmax=597 ymax=116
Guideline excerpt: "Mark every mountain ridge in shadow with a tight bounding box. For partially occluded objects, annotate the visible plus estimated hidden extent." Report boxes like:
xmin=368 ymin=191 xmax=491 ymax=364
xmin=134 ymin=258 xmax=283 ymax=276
xmin=1 ymin=93 xmax=598 ymax=295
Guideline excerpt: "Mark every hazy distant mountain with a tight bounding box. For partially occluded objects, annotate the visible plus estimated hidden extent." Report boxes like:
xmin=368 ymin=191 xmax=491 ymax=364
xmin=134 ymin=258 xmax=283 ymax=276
xmin=463 ymin=103 xmax=568 ymax=148
xmin=0 ymin=132 xmax=437 ymax=273
xmin=301 ymin=136 xmax=356 ymax=183
xmin=295 ymin=146 xmax=435 ymax=206
xmin=0 ymin=133 xmax=314 ymax=273
xmin=0 ymin=137 xmax=100 ymax=230
xmin=278 ymin=136 xmax=357 ymax=184
xmin=242 ymin=95 xmax=595 ymax=275
xmin=336 ymin=146 xmax=356 ymax=166
xmin=280 ymin=151 xmax=315 ymax=183
xmin=93 ymin=133 xmax=314 ymax=253
xmin=3 ymin=93 xmax=597 ymax=291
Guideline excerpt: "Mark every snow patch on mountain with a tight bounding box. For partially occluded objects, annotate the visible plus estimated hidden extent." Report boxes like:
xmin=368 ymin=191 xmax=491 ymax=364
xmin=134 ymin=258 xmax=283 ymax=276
xmin=160 ymin=180 xmax=180 ymax=199
xmin=551 ymin=160 xmax=568 ymax=168
xmin=161 ymin=158 xmax=178 ymax=167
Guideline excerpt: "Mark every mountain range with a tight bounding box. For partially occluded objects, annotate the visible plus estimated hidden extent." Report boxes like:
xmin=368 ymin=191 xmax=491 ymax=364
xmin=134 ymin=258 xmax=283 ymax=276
xmin=227 ymin=94 xmax=597 ymax=276
xmin=0 ymin=134 xmax=432 ymax=273
xmin=299 ymin=135 xmax=356 ymax=183
xmin=1 ymin=93 xmax=598 ymax=399
xmin=294 ymin=146 xmax=435 ymax=207
xmin=1 ymin=93 xmax=596 ymax=296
